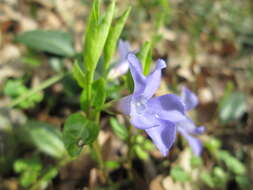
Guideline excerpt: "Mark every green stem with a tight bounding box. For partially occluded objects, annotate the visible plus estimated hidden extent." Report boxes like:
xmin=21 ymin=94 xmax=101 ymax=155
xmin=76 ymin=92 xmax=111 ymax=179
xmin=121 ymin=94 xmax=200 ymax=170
xmin=8 ymin=72 xmax=67 ymax=108
xmin=94 ymin=109 xmax=108 ymax=182
xmin=85 ymin=70 xmax=107 ymax=182
xmin=126 ymin=125 xmax=134 ymax=180
xmin=85 ymin=71 xmax=94 ymax=116
xmin=92 ymin=140 xmax=107 ymax=182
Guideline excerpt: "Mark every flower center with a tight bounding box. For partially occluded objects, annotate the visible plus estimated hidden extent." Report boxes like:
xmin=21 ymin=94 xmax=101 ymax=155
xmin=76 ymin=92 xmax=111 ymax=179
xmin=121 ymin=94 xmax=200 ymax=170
xmin=132 ymin=95 xmax=148 ymax=114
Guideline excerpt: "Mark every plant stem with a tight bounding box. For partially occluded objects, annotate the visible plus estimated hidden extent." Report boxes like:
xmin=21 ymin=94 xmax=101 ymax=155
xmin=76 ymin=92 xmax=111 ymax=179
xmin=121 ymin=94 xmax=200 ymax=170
xmin=8 ymin=72 xmax=67 ymax=108
xmin=85 ymin=70 xmax=107 ymax=182
xmin=126 ymin=125 xmax=134 ymax=180
xmin=92 ymin=140 xmax=107 ymax=182
xmin=94 ymin=109 xmax=108 ymax=182
xmin=85 ymin=71 xmax=94 ymax=117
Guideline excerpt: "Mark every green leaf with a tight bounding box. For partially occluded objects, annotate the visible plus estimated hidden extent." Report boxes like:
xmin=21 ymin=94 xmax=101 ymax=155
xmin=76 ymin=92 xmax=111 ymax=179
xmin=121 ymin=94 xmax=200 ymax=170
xmin=235 ymin=175 xmax=251 ymax=190
xmin=25 ymin=121 xmax=66 ymax=158
xmin=126 ymin=70 xmax=134 ymax=93
xmin=14 ymin=157 xmax=42 ymax=187
xmin=204 ymin=138 xmax=221 ymax=154
xmin=104 ymin=7 xmax=131 ymax=70
xmin=83 ymin=0 xmax=115 ymax=72
xmin=72 ymin=60 xmax=86 ymax=88
xmin=63 ymin=112 xmax=99 ymax=157
xmin=105 ymin=160 xmax=120 ymax=170
xmin=14 ymin=158 xmax=42 ymax=173
xmin=22 ymin=51 xmax=43 ymax=66
xmin=16 ymin=30 xmax=75 ymax=57
xmin=219 ymin=92 xmax=247 ymax=123
xmin=19 ymin=91 xmax=43 ymax=109
xmin=138 ymin=41 xmax=152 ymax=75
xmin=190 ymin=155 xmax=203 ymax=168
xmin=8 ymin=73 xmax=64 ymax=108
xmin=170 ymin=166 xmax=191 ymax=182
xmin=218 ymin=151 xmax=246 ymax=175
xmin=92 ymin=78 xmax=106 ymax=109
xmin=21 ymin=170 xmax=39 ymax=187
xmin=39 ymin=167 xmax=58 ymax=188
xmin=213 ymin=167 xmax=228 ymax=188
xmin=133 ymin=145 xmax=149 ymax=160
xmin=80 ymin=78 xmax=106 ymax=111
xmin=201 ymin=172 xmax=215 ymax=188
xmin=143 ymin=139 xmax=155 ymax=151
xmin=110 ymin=117 xmax=128 ymax=141
xmin=4 ymin=80 xmax=27 ymax=97
xmin=135 ymin=134 xmax=145 ymax=144
xmin=80 ymin=89 xmax=88 ymax=111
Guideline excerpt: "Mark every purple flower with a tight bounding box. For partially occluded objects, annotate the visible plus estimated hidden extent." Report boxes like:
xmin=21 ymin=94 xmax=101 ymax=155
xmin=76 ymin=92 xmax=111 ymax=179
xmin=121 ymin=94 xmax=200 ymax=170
xmin=118 ymin=53 xmax=204 ymax=156
xmin=108 ymin=40 xmax=131 ymax=79
xmin=178 ymin=86 xmax=205 ymax=156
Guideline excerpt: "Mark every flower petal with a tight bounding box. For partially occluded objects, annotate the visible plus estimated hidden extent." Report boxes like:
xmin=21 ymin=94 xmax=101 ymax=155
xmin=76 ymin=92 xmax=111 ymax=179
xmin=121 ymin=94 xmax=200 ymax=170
xmin=108 ymin=60 xmax=129 ymax=79
xmin=108 ymin=40 xmax=130 ymax=79
xmin=128 ymin=53 xmax=143 ymax=73
xmin=143 ymin=59 xmax=166 ymax=99
xmin=158 ymin=110 xmax=186 ymax=123
xmin=118 ymin=40 xmax=130 ymax=61
xmin=148 ymin=94 xmax=185 ymax=114
xmin=145 ymin=121 xmax=176 ymax=156
xmin=117 ymin=95 xmax=132 ymax=115
xmin=178 ymin=128 xmax=203 ymax=156
xmin=193 ymin=126 xmax=205 ymax=135
xmin=130 ymin=111 xmax=159 ymax=129
xmin=128 ymin=53 xmax=146 ymax=94
xmin=176 ymin=117 xmax=204 ymax=135
xmin=181 ymin=86 xmax=198 ymax=111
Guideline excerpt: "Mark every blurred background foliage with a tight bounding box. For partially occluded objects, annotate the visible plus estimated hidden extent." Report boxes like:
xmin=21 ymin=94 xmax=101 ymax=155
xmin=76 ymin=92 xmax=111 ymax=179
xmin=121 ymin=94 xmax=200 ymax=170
xmin=0 ymin=0 xmax=253 ymax=189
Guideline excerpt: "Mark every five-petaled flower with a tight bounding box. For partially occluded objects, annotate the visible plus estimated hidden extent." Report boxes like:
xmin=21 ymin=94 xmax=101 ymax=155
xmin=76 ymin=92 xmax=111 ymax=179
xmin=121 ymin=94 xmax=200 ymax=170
xmin=118 ymin=53 xmax=204 ymax=156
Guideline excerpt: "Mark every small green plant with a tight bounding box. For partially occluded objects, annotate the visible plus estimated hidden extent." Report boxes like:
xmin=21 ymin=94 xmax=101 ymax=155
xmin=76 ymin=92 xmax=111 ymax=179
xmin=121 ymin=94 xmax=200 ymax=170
xmin=4 ymin=79 xmax=43 ymax=109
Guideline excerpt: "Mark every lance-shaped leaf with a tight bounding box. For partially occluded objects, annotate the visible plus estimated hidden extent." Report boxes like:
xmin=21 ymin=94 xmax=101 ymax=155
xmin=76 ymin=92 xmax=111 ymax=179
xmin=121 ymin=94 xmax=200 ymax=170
xmin=110 ymin=117 xmax=128 ymax=141
xmin=16 ymin=30 xmax=75 ymax=57
xmin=63 ymin=112 xmax=99 ymax=157
xmin=83 ymin=0 xmax=115 ymax=72
xmin=72 ymin=60 xmax=86 ymax=88
xmin=92 ymin=78 xmax=106 ymax=109
xmin=138 ymin=41 xmax=152 ymax=75
xmin=104 ymin=7 xmax=131 ymax=70
xmin=219 ymin=92 xmax=246 ymax=123
xmin=218 ymin=150 xmax=246 ymax=175
xmin=25 ymin=121 xmax=66 ymax=159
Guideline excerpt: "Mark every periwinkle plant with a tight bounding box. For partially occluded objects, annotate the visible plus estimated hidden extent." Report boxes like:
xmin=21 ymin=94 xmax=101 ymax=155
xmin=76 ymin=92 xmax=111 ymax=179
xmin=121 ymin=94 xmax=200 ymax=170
xmin=62 ymin=0 xmax=203 ymax=183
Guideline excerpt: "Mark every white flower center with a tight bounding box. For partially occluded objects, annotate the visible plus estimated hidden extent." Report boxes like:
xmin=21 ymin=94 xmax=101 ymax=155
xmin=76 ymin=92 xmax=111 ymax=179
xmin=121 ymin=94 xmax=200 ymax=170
xmin=131 ymin=95 xmax=148 ymax=114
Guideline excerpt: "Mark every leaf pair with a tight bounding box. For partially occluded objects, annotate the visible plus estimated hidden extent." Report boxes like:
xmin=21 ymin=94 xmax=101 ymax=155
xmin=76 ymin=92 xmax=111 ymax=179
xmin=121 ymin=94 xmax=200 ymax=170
xmin=83 ymin=0 xmax=115 ymax=72
xmin=103 ymin=7 xmax=132 ymax=71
